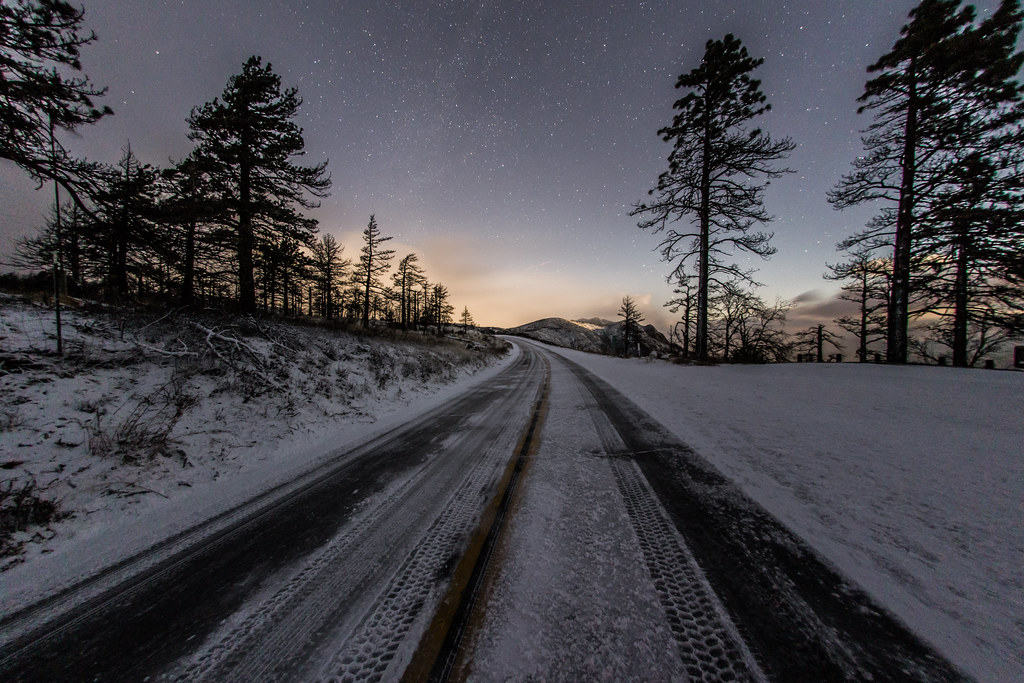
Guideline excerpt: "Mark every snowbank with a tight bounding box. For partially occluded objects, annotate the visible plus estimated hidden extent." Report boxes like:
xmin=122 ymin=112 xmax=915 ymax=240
xmin=533 ymin=341 xmax=1023 ymax=682
xmin=0 ymin=294 xmax=515 ymax=612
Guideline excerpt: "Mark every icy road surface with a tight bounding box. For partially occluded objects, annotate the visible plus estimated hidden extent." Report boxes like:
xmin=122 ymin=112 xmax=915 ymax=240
xmin=0 ymin=340 xmax=962 ymax=681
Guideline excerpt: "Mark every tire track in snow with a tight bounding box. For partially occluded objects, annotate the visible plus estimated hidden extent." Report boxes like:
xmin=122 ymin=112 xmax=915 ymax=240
xmin=175 ymin=464 xmax=426 ymax=681
xmin=171 ymin=349 xmax=546 ymax=682
xmin=578 ymin=361 xmax=766 ymax=682
xmin=317 ymin=433 xmax=514 ymax=681
xmin=552 ymin=346 xmax=964 ymax=681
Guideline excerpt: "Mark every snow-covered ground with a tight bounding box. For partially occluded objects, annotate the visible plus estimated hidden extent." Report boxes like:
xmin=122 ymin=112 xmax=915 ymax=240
xmin=463 ymin=356 xmax=688 ymax=679
xmin=464 ymin=351 xmax=760 ymax=680
xmin=531 ymin=341 xmax=1023 ymax=682
xmin=0 ymin=293 xmax=513 ymax=611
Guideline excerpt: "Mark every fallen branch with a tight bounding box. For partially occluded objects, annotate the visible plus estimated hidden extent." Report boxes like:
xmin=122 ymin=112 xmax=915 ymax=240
xmin=189 ymin=321 xmax=283 ymax=390
xmin=136 ymin=341 xmax=199 ymax=358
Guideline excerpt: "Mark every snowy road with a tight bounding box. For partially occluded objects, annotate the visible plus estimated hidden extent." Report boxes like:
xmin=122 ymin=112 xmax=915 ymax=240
xmin=0 ymin=340 xmax=964 ymax=681
xmin=0 ymin=345 xmax=545 ymax=681
xmin=459 ymin=340 xmax=964 ymax=681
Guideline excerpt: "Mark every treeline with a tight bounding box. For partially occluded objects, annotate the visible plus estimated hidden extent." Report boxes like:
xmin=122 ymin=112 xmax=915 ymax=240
xmin=636 ymin=0 xmax=1024 ymax=367
xmin=1 ymin=2 xmax=466 ymax=333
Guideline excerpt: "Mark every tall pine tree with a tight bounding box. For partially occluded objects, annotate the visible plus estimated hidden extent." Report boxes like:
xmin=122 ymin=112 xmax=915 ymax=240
xmin=187 ymin=56 xmax=329 ymax=312
xmin=632 ymin=35 xmax=794 ymax=362
xmin=354 ymin=215 xmax=395 ymax=327
xmin=830 ymin=0 xmax=980 ymax=363
xmin=918 ymin=1 xmax=1024 ymax=366
xmin=0 ymin=0 xmax=110 ymax=206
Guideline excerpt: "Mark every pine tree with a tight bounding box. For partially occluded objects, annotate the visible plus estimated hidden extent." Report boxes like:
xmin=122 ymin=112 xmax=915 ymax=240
xmin=354 ymin=215 xmax=396 ymax=327
xmin=618 ymin=295 xmax=645 ymax=358
xmin=274 ymin=238 xmax=304 ymax=316
xmin=664 ymin=270 xmax=696 ymax=357
xmin=187 ymin=56 xmax=329 ymax=312
xmin=915 ymin=2 xmax=1024 ymax=366
xmin=794 ymin=325 xmax=843 ymax=363
xmin=392 ymin=253 xmax=425 ymax=330
xmin=824 ymin=246 xmax=890 ymax=362
xmin=460 ymin=306 xmax=474 ymax=331
xmin=708 ymin=283 xmax=790 ymax=363
xmin=90 ymin=145 xmax=161 ymax=298
xmin=633 ymin=34 xmax=794 ymax=362
xmin=827 ymin=0 xmax=1012 ymax=363
xmin=161 ymin=153 xmax=220 ymax=305
xmin=309 ymin=234 xmax=347 ymax=319
xmin=1 ymin=0 xmax=110 ymax=206
xmin=429 ymin=283 xmax=454 ymax=334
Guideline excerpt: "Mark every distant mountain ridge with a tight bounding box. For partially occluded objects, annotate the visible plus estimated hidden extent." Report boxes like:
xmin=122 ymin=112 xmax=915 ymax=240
xmin=501 ymin=317 xmax=678 ymax=356
xmin=573 ymin=317 xmax=615 ymax=328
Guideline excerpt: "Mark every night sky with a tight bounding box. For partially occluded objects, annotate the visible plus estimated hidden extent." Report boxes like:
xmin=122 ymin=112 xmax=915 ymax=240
xmin=0 ymin=0 xmax=1004 ymax=329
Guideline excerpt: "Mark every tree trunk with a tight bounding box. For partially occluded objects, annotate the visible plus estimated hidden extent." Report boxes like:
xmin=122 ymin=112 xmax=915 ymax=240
xmin=889 ymin=56 xmax=918 ymax=364
xmin=696 ymin=108 xmax=712 ymax=362
xmin=683 ymin=294 xmax=691 ymax=359
xmin=325 ymin=267 xmax=333 ymax=319
xmin=115 ymin=228 xmax=129 ymax=297
xmin=282 ymin=271 xmax=290 ymax=314
xmin=237 ymin=145 xmax=256 ymax=312
xmin=363 ymin=243 xmax=372 ymax=327
xmin=401 ymin=274 xmax=408 ymax=330
xmin=859 ymin=270 xmax=868 ymax=362
xmin=952 ymin=222 xmax=970 ymax=367
xmin=816 ymin=324 xmax=824 ymax=363
xmin=182 ymin=220 xmax=196 ymax=305
xmin=69 ymin=205 xmax=81 ymax=293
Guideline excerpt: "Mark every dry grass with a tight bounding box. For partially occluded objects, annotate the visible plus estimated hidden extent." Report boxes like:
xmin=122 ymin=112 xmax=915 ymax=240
xmin=0 ymin=478 xmax=66 ymax=562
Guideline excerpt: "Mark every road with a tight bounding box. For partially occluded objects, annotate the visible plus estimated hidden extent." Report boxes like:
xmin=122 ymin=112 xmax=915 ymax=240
xmin=0 ymin=340 xmax=962 ymax=681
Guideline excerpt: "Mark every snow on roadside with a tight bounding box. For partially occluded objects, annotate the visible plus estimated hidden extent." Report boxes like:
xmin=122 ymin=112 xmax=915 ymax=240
xmin=0 ymin=293 xmax=515 ymax=613
xmin=529 ymin=340 xmax=1024 ymax=682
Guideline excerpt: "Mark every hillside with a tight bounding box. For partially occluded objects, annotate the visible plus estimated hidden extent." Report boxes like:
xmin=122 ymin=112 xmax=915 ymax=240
xmin=0 ymin=293 xmax=510 ymax=571
xmin=503 ymin=317 xmax=678 ymax=356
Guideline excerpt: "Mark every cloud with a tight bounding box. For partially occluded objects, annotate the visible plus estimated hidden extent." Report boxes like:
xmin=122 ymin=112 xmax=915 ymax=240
xmin=791 ymin=288 xmax=826 ymax=304
xmin=786 ymin=291 xmax=859 ymax=342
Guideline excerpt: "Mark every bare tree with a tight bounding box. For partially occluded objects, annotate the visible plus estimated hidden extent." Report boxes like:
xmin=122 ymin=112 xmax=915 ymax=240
xmin=910 ymin=311 xmax=1010 ymax=366
xmin=825 ymin=246 xmax=890 ymax=362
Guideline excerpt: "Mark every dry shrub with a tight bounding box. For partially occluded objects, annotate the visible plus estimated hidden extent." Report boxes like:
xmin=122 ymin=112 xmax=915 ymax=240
xmin=87 ymin=373 xmax=196 ymax=464
xmin=0 ymin=478 xmax=66 ymax=559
